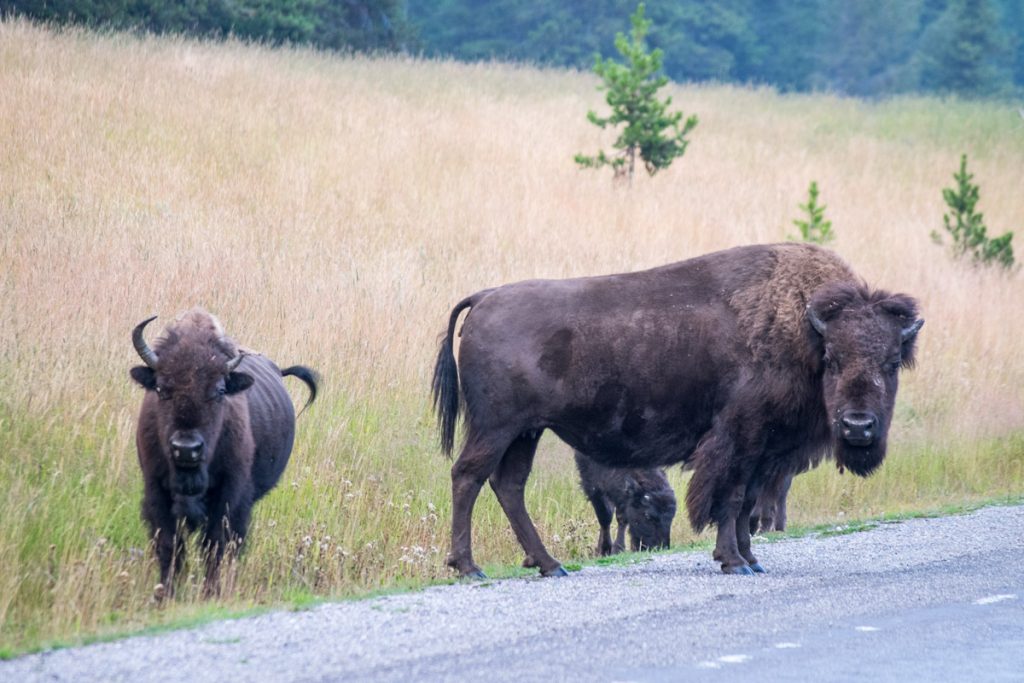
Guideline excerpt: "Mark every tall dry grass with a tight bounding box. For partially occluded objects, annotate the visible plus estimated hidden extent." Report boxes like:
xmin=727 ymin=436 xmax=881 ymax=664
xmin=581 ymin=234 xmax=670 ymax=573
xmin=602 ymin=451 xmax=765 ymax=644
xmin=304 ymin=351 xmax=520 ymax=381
xmin=1 ymin=19 xmax=1022 ymax=652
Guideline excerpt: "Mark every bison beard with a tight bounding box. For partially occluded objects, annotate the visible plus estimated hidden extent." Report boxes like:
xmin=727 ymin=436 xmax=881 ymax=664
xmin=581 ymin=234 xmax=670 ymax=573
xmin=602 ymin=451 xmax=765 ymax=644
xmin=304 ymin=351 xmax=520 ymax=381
xmin=130 ymin=308 xmax=318 ymax=597
xmin=433 ymin=243 xmax=923 ymax=577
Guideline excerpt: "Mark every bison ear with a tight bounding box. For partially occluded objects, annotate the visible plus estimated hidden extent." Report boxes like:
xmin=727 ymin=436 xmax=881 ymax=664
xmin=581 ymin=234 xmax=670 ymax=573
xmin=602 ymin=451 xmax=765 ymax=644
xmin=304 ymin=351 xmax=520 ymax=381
xmin=899 ymin=318 xmax=924 ymax=368
xmin=225 ymin=371 xmax=255 ymax=395
xmin=130 ymin=366 xmax=157 ymax=390
xmin=874 ymin=293 xmax=922 ymax=368
xmin=808 ymin=282 xmax=864 ymax=338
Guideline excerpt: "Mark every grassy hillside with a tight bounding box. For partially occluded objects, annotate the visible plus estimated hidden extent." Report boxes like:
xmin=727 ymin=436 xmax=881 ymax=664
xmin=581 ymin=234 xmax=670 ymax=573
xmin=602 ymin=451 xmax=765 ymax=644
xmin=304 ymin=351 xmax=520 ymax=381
xmin=1 ymin=19 xmax=1022 ymax=653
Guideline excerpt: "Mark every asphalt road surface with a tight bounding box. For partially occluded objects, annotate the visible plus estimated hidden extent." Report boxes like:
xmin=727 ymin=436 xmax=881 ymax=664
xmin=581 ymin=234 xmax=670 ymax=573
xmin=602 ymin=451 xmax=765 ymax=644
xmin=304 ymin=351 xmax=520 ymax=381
xmin=4 ymin=505 xmax=1022 ymax=682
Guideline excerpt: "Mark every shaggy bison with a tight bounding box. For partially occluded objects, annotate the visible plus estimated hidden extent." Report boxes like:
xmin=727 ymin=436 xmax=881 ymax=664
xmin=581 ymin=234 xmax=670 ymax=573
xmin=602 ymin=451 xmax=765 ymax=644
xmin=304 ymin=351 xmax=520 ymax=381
xmin=130 ymin=309 xmax=318 ymax=595
xmin=432 ymin=243 xmax=922 ymax=576
xmin=575 ymin=454 xmax=676 ymax=555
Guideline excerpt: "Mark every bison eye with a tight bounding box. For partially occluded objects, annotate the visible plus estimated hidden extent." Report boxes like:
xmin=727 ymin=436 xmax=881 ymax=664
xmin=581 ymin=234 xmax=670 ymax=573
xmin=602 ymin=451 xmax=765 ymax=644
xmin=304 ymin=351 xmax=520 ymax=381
xmin=207 ymin=387 xmax=227 ymax=403
xmin=155 ymin=385 xmax=171 ymax=400
xmin=885 ymin=361 xmax=900 ymax=376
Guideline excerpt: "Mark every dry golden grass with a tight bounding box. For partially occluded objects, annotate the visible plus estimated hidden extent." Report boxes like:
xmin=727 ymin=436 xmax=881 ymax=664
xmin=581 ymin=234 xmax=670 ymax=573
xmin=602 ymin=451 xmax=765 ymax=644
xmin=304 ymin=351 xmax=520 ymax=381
xmin=1 ymin=19 xmax=1022 ymax=653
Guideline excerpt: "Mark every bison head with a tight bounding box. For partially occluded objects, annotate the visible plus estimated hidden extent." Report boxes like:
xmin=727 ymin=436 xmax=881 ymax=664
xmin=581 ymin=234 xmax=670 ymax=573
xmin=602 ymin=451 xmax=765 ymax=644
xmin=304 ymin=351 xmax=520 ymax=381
xmin=807 ymin=283 xmax=923 ymax=477
xmin=129 ymin=311 xmax=254 ymax=497
xmin=623 ymin=475 xmax=676 ymax=551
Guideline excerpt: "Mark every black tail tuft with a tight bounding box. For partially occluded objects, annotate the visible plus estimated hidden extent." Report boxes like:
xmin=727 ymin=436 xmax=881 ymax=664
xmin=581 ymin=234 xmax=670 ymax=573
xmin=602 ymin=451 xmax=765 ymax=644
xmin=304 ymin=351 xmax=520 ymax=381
xmin=281 ymin=365 xmax=318 ymax=415
xmin=432 ymin=295 xmax=477 ymax=457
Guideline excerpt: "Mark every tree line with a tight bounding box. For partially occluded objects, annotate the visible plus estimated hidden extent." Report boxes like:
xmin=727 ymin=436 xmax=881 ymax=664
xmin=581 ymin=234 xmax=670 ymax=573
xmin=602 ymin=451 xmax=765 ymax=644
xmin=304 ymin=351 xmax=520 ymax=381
xmin=410 ymin=0 xmax=1023 ymax=99
xmin=3 ymin=0 xmax=1021 ymax=98
xmin=0 ymin=0 xmax=414 ymax=52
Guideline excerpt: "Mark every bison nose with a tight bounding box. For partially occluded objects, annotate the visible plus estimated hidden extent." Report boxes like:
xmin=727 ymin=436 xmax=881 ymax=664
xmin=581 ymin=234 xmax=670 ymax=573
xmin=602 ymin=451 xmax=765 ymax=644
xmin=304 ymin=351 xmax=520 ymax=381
xmin=169 ymin=432 xmax=204 ymax=468
xmin=840 ymin=412 xmax=878 ymax=447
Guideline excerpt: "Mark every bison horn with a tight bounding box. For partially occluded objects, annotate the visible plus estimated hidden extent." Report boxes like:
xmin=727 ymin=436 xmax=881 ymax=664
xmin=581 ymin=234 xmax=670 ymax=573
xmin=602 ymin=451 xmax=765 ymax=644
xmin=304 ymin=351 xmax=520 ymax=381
xmin=132 ymin=315 xmax=160 ymax=369
xmin=901 ymin=318 xmax=924 ymax=342
xmin=225 ymin=350 xmax=245 ymax=372
xmin=806 ymin=305 xmax=828 ymax=336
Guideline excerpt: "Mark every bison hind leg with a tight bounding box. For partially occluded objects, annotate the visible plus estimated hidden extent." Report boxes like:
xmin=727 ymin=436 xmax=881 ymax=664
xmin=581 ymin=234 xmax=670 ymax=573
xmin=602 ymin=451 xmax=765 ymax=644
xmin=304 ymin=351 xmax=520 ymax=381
xmin=488 ymin=432 xmax=566 ymax=577
xmin=446 ymin=427 xmax=519 ymax=579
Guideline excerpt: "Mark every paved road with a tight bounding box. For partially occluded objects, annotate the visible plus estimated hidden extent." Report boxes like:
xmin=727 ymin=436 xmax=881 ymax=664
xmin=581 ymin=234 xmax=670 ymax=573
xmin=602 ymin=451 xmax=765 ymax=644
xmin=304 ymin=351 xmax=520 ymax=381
xmin=4 ymin=505 xmax=1023 ymax=682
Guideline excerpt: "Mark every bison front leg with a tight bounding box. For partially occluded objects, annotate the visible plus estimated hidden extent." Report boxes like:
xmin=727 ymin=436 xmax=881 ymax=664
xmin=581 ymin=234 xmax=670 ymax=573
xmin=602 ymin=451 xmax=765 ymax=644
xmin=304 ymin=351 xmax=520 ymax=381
xmin=612 ymin=506 xmax=628 ymax=555
xmin=583 ymin=490 xmax=615 ymax=556
xmin=687 ymin=428 xmax=757 ymax=575
xmin=489 ymin=433 xmax=566 ymax=577
xmin=142 ymin=480 xmax=184 ymax=598
xmin=153 ymin=525 xmax=185 ymax=598
xmin=710 ymin=483 xmax=755 ymax=575
xmin=201 ymin=489 xmax=252 ymax=597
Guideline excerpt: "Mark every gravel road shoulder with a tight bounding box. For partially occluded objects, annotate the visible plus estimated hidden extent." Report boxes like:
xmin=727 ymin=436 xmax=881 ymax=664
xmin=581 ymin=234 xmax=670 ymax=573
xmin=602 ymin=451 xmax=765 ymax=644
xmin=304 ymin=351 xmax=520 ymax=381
xmin=4 ymin=504 xmax=1022 ymax=682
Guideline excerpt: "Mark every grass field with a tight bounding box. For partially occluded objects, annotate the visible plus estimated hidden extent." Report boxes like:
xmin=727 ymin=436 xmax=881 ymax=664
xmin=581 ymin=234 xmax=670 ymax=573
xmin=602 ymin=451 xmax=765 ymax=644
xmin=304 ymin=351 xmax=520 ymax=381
xmin=1 ymin=19 xmax=1023 ymax=654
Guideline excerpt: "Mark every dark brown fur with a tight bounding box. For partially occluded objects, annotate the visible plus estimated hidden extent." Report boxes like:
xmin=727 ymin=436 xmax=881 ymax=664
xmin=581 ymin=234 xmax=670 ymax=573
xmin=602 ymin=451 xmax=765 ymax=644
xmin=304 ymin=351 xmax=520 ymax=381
xmin=575 ymin=454 xmax=676 ymax=555
xmin=130 ymin=309 xmax=317 ymax=596
xmin=432 ymin=244 xmax=923 ymax=576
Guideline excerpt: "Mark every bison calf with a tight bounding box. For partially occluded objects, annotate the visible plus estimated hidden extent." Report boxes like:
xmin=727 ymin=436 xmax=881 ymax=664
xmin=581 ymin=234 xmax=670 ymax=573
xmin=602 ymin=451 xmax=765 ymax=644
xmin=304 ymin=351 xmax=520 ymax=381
xmin=130 ymin=309 xmax=317 ymax=596
xmin=575 ymin=453 xmax=676 ymax=555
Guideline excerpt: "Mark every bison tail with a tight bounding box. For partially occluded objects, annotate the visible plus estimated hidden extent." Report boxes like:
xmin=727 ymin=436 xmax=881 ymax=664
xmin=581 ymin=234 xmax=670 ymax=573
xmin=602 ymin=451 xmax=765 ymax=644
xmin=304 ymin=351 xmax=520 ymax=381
xmin=281 ymin=365 xmax=318 ymax=415
xmin=432 ymin=294 xmax=481 ymax=457
xmin=684 ymin=432 xmax=733 ymax=533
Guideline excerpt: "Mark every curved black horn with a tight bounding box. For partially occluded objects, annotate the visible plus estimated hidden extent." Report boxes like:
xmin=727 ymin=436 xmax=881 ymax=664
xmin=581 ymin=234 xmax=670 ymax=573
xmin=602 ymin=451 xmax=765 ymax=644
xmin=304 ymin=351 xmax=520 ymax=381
xmin=225 ymin=350 xmax=245 ymax=372
xmin=132 ymin=315 xmax=160 ymax=368
xmin=901 ymin=318 xmax=924 ymax=342
xmin=806 ymin=305 xmax=828 ymax=336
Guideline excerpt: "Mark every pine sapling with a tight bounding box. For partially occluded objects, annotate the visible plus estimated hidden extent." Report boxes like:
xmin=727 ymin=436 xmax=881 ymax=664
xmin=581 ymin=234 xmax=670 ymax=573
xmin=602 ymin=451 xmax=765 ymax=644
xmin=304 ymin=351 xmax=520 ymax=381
xmin=932 ymin=154 xmax=1015 ymax=270
xmin=790 ymin=181 xmax=834 ymax=244
xmin=575 ymin=3 xmax=698 ymax=183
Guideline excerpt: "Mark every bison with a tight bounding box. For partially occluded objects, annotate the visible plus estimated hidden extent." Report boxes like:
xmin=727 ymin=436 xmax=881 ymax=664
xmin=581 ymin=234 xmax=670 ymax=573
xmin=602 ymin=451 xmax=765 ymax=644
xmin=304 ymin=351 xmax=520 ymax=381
xmin=749 ymin=471 xmax=793 ymax=534
xmin=130 ymin=309 xmax=318 ymax=595
xmin=575 ymin=454 xmax=676 ymax=555
xmin=432 ymin=243 xmax=922 ymax=576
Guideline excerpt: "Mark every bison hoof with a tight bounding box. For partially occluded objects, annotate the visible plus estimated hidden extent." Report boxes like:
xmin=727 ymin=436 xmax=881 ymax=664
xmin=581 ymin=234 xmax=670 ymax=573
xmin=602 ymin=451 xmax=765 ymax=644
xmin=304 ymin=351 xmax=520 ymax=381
xmin=722 ymin=564 xmax=755 ymax=575
xmin=749 ymin=563 xmax=767 ymax=574
xmin=462 ymin=569 xmax=487 ymax=580
xmin=541 ymin=565 xmax=569 ymax=578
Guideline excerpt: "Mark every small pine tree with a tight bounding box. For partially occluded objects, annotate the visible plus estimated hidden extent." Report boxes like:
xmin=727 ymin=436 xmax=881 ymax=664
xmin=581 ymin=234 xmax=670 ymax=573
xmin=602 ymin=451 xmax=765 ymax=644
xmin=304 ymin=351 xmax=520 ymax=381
xmin=574 ymin=3 xmax=698 ymax=183
xmin=932 ymin=154 xmax=1015 ymax=269
xmin=790 ymin=181 xmax=835 ymax=244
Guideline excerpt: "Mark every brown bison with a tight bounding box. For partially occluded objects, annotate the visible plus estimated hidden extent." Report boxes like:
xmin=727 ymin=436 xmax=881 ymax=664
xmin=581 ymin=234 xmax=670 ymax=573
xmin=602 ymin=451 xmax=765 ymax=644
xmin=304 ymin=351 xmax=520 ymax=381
xmin=130 ymin=309 xmax=318 ymax=595
xmin=432 ymin=243 xmax=922 ymax=576
xmin=575 ymin=454 xmax=676 ymax=555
